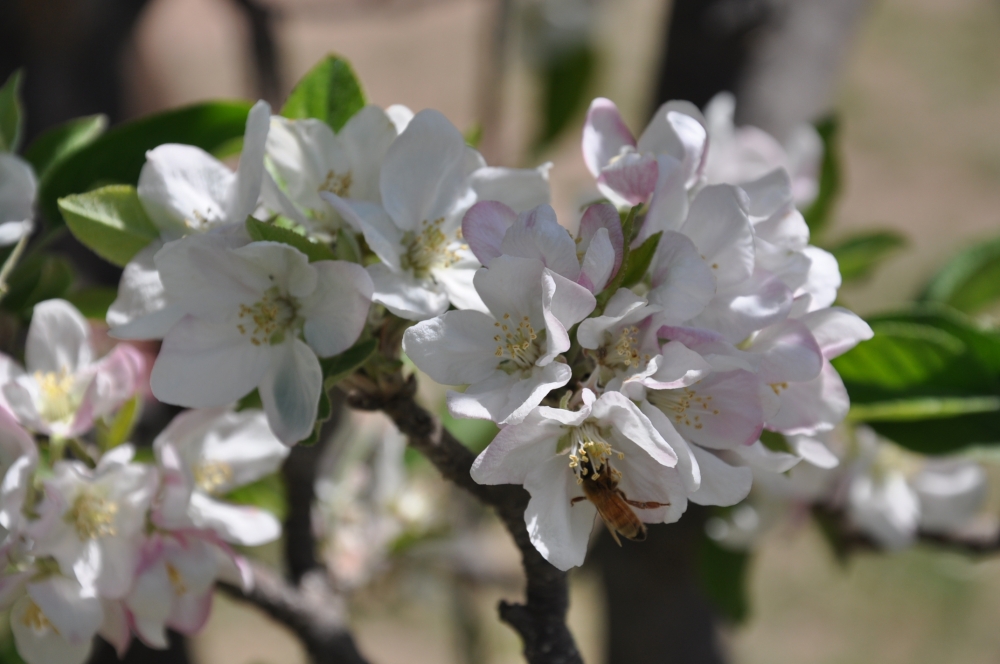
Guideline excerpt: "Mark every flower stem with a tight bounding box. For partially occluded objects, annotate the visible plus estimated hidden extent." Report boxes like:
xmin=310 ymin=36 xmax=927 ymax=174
xmin=0 ymin=232 xmax=29 ymax=304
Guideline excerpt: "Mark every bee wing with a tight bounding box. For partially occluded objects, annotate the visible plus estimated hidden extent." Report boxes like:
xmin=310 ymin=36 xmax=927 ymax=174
xmin=595 ymin=493 xmax=646 ymax=542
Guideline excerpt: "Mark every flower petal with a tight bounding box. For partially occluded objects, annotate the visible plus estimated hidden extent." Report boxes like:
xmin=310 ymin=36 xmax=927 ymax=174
xmin=26 ymin=299 xmax=92 ymax=374
xmin=448 ymin=363 xmax=571 ymax=425
xmin=582 ymin=98 xmax=636 ymax=178
xmin=402 ymin=310 xmax=501 ymax=386
xmin=798 ymin=306 xmax=873 ymax=360
xmin=0 ymin=153 xmax=36 ymax=225
xmin=258 ymin=338 xmax=322 ymax=444
xmin=468 ymin=163 xmax=552 ymax=213
xmin=227 ymin=100 xmax=271 ymax=224
xmin=107 ymin=240 xmax=186 ymax=340
xmin=366 ymin=262 xmax=449 ymax=321
xmin=523 ymin=455 xmax=597 ymax=570
xmin=648 ymin=230 xmax=715 ymax=324
xmin=301 ymin=260 xmax=373 ymax=357
xmin=687 ymin=446 xmax=752 ymax=507
xmin=138 ymin=144 xmax=233 ymax=238
xmin=189 ymin=493 xmax=282 ymax=545
xmin=500 ymin=205 xmax=581 ymax=280
xmin=598 ymin=151 xmax=659 ymax=206
xmin=680 ymin=184 xmax=754 ymax=288
xmin=470 ymin=413 xmax=565 ymax=485
xmin=462 ymin=200 xmax=516 ymax=267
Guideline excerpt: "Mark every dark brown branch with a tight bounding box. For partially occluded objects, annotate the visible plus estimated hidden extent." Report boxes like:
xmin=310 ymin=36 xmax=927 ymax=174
xmin=220 ymin=561 xmax=369 ymax=664
xmin=347 ymin=375 xmax=584 ymax=664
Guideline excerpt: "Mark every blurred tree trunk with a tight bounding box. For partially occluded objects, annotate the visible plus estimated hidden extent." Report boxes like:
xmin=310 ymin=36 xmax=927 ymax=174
xmin=594 ymin=2 xmax=872 ymax=663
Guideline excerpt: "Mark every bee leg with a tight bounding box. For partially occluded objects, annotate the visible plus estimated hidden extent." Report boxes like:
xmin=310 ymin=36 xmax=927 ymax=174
xmin=570 ymin=496 xmax=587 ymax=506
xmin=625 ymin=500 xmax=671 ymax=509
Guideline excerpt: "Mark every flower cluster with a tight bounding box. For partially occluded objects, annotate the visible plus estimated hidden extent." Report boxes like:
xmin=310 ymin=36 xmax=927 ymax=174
xmin=403 ymin=95 xmax=873 ymax=570
xmin=0 ymin=299 xmax=288 ymax=664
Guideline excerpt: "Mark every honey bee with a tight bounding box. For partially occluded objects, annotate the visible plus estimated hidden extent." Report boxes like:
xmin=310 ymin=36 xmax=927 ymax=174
xmin=570 ymin=467 xmax=669 ymax=546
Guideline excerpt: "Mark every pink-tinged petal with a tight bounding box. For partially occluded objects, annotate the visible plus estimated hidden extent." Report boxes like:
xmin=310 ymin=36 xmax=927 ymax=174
xmin=462 ymin=200 xmax=516 ymax=267
xmin=473 ymin=256 xmax=546 ymax=325
xmin=579 ymin=227 xmax=615 ymax=292
xmin=648 ymin=230 xmax=715 ymax=324
xmin=578 ymin=202 xmax=624 ymax=277
xmin=227 ymin=100 xmax=271 ymax=224
xmin=26 ymin=300 xmax=92 ymax=374
xmin=749 ymin=318 xmax=822 ymax=384
xmin=634 ymin=342 xmax=712 ymax=390
xmin=651 ymin=370 xmax=763 ymax=450
xmin=598 ymin=152 xmax=658 ymax=206
xmin=639 ymin=155 xmax=689 ymax=240
xmin=151 ymin=316 xmax=271 ymax=408
xmin=77 ymin=344 xmax=145 ymax=428
xmin=767 ymin=361 xmax=848 ymax=435
xmin=447 ymin=363 xmax=571 ymax=425
xmin=739 ymin=168 xmax=793 ymax=221
xmin=500 ymin=205 xmax=581 ymax=280
xmin=99 ymin=600 xmax=131 ymax=658
xmin=688 ymin=446 xmax=752 ymax=507
xmin=582 ymin=98 xmax=636 ymax=178
xmin=680 ymin=185 xmax=754 ymax=288
xmin=470 ymin=414 xmax=564 ymax=485
xmin=640 ymin=401 xmax=700 ymax=492
xmin=540 ymin=269 xmax=596 ymax=364
xmin=258 ymin=339 xmax=322 ymax=444
xmin=168 ymin=589 xmax=213 ymax=635
xmin=593 ymin=391 xmax=677 ymax=467
xmin=799 ymin=246 xmax=841 ymax=311
xmin=798 ymin=307 xmax=873 ymax=360
xmin=638 ymin=101 xmax=708 ymax=188
xmin=524 ymin=454 xmax=597 ymax=570
xmin=301 ymin=260 xmax=373 ymax=357
xmin=402 ymin=309 xmax=500 ymax=386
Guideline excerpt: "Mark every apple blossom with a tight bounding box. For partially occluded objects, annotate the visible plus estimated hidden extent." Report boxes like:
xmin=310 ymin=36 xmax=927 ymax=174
xmin=0 ymin=299 xmax=144 ymax=439
xmin=10 ymin=575 xmax=102 ymax=664
xmin=321 ymin=109 xmax=551 ymax=320
xmin=153 ymin=407 xmax=289 ymax=545
xmin=471 ymin=390 xmax=682 ymax=570
xmin=149 ymin=240 xmax=373 ymax=443
xmin=108 ymin=100 xmax=272 ymax=340
xmin=402 ymin=255 xmax=595 ymax=425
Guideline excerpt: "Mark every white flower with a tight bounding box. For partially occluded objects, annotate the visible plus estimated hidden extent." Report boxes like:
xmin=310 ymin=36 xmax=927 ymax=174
xmin=402 ymin=255 xmax=595 ymax=425
xmin=124 ymin=532 xmax=232 ymax=649
xmin=153 ymin=407 xmax=289 ymax=545
xmin=462 ymin=201 xmax=624 ymax=294
xmin=582 ymin=97 xmax=707 ymax=209
xmin=0 ymin=300 xmax=144 ymax=439
xmin=265 ymin=105 xmax=402 ymax=236
xmin=576 ymin=288 xmax=663 ymax=385
xmin=10 ymin=575 xmax=102 ymax=664
xmin=702 ymin=92 xmax=822 ymax=208
xmin=108 ymin=101 xmax=273 ymax=340
xmin=0 ymin=152 xmax=36 ymax=246
xmin=471 ymin=390 xmax=681 ymax=570
xmin=0 ymin=408 xmax=38 ymax=539
xmin=30 ymin=445 xmax=156 ymax=599
xmin=149 ymin=240 xmax=373 ymax=443
xmin=322 ymin=109 xmax=551 ymax=320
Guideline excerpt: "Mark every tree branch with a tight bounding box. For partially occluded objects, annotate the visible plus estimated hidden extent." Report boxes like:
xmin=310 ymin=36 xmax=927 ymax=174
xmin=220 ymin=561 xmax=369 ymax=664
xmin=347 ymin=375 xmax=584 ymax=664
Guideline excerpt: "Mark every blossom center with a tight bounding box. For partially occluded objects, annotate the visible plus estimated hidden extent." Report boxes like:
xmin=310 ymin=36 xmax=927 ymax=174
xmin=34 ymin=369 xmax=81 ymax=425
xmin=238 ymin=287 xmax=301 ymax=346
xmin=67 ymin=490 xmax=119 ymax=540
xmin=647 ymin=387 xmax=718 ymax=431
xmin=566 ymin=423 xmax=624 ymax=484
xmin=400 ymin=218 xmax=460 ymax=279
xmin=319 ymin=169 xmax=353 ymax=198
xmin=194 ymin=460 xmax=234 ymax=495
xmin=493 ymin=314 xmax=542 ymax=371
xmin=166 ymin=563 xmax=188 ymax=596
xmin=602 ymin=325 xmax=650 ymax=370
xmin=21 ymin=600 xmax=55 ymax=634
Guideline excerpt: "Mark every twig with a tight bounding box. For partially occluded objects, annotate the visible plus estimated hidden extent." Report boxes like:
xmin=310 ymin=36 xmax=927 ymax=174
xmin=0 ymin=233 xmax=29 ymax=304
xmin=347 ymin=375 xmax=584 ymax=664
xmin=219 ymin=561 xmax=369 ymax=664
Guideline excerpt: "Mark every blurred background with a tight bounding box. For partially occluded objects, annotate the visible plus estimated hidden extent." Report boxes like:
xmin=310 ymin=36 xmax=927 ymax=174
xmin=4 ymin=0 xmax=1000 ymax=662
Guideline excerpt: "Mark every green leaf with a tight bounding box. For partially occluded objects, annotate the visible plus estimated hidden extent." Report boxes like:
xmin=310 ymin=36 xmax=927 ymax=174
xmin=919 ymin=235 xmax=1000 ymax=315
xmin=64 ymin=287 xmax=118 ymax=320
xmin=320 ymin=337 xmax=378 ymax=387
xmin=802 ymin=116 xmax=841 ymax=238
xmin=0 ymin=70 xmax=24 ymax=153
xmin=335 ymin=227 xmax=362 ymax=263
xmin=59 ymin=185 xmax=160 ymax=267
xmin=96 ymin=395 xmax=142 ymax=450
xmin=828 ymin=230 xmax=905 ymax=283
xmin=848 ymin=396 xmax=1000 ymax=422
xmin=225 ymin=473 xmax=288 ymax=522
xmin=464 ymin=124 xmax=483 ymax=149
xmin=281 ymin=55 xmax=366 ymax=132
xmin=532 ymin=44 xmax=596 ymax=154
xmin=697 ymin=533 xmax=750 ymax=623
xmin=40 ymin=100 xmax=253 ymax=224
xmin=24 ymin=114 xmax=107 ymax=183
xmin=236 ymin=389 xmax=263 ymax=411
xmin=245 ymin=217 xmax=336 ymax=263
xmin=836 ymin=307 xmax=1000 ymax=453
xmin=618 ymin=232 xmax=661 ymax=289
xmin=1 ymin=254 xmax=74 ymax=315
